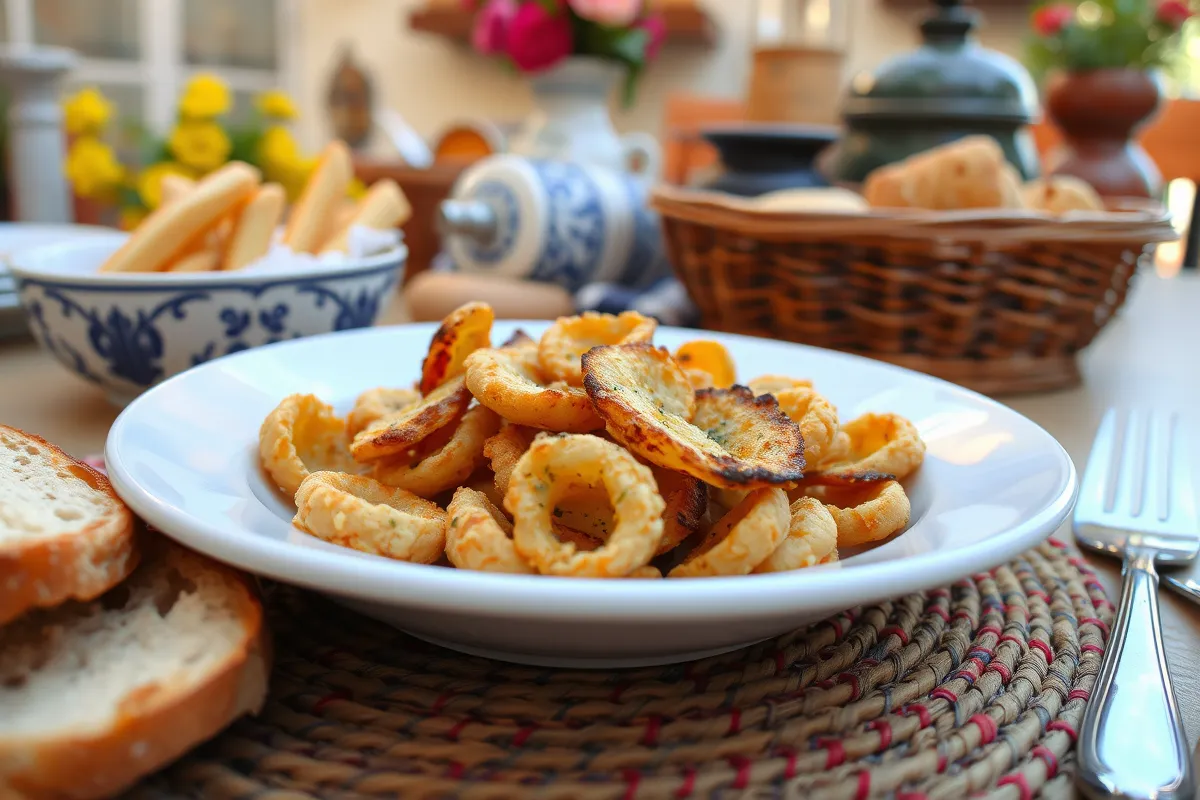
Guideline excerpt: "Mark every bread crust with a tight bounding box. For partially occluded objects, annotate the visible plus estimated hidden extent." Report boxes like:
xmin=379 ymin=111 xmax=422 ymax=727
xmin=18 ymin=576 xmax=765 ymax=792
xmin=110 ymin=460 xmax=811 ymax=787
xmin=0 ymin=426 xmax=139 ymax=625
xmin=0 ymin=542 xmax=271 ymax=800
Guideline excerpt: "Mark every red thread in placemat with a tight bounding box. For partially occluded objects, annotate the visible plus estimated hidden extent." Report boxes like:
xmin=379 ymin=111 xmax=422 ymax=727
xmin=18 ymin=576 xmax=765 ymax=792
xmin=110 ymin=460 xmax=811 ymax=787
xmin=1081 ymin=643 xmax=1104 ymax=655
xmin=879 ymin=625 xmax=909 ymax=645
xmin=1080 ymin=616 xmax=1110 ymax=637
xmin=997 ymin=773 xmax=1033 ymax=800
xmin=446 ymin=718 xmax=470 ymax=742
xmin=782 ymin=749 xmax=798 ymax=779
xmin=868 ymin=719 xmax=893 ymax=749
xmin=445 ymin=762 xmax=465 ymax=780
xmin=622 ymin=769 xmax=641 ymax=800
xmin=774 ymin=649 xmax=787 ymax=674
xmin=728 ymin=756 xmax=751 ymax=789
xmin=1031 ymin=745 xmax=1058 ymax=779
xmin=976 ymin=624 xmax=1002 ymax=639
xmin=1047 ymin=536 xmax=1066 ymax=548
xmin=990 ymin=661 xmax=1012 ymax=683
xmin=1068 ymin=688 xmax=1091 ymax=702
xmin=312 ymin=690 xmax=350 ymax=713
xmin=1028 ymin=639 xmax=1053 ymax=662
xmin=854 ymin=770 xmax=871 ymax=800
xmin=838 ymin=672 xmax=861 ymax=699
xmin=610 ymin=682 xmax=630 ymax=703
xmin=936 ymin=750 xmax=948 ymax=773
xmin=969 ymin=714 xmax=998 ymax=745
xmin=674 ymin=767 xmax=696 ymax=798
xmin=727 ymin=708 xmax=742 ymax=735
xmin=641 ymin=715 xmax=662 ymax=746
xmin=930 ymin=687 xmax=957 ymax=704
xmin=897 ymin=793 xmax=929 ymax=800
xmin=512 ymin=725 xmax=536 ymax=746
xmin=822 ymin=739 xmax=846 ymax=769
xmin=904 ymin=704 xmax=932 ymax=729
xmin=927 ymin=604 xmax=951 ymax=622
xmin=998 ymin=634 xmax=1023 ymax=647
xmin=1046 ymin=720 xmax=1078 ymax=742
xmin=828 ymin=617 xmax=845 ymax=639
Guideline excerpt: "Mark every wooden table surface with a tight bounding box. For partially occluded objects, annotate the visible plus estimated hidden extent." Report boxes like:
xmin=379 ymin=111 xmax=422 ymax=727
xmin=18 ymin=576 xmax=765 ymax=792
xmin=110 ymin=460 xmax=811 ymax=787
xmin=2 ymin=272 xmax=1199 ymax=752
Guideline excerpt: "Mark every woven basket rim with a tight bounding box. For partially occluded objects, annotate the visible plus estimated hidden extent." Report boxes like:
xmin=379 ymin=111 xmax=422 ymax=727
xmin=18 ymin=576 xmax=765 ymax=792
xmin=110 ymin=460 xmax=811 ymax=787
xmin=651 ymin=185 xmax=1178 ymax=245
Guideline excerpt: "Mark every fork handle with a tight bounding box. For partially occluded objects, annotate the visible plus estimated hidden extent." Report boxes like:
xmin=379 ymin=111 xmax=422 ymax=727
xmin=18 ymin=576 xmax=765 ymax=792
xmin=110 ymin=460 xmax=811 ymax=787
xmin=1077 ymin=544 xmax=1195 ymax=800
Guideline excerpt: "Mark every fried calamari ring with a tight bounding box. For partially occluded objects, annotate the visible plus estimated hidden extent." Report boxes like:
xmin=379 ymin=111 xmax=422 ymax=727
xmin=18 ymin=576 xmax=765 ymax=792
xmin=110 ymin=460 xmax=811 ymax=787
xmin=747 ymin=375 xmax=812 ymax=396
xmin=373 ymin=405 xmax=501 ymax=498
xmin=464 ymin=345 xmax=604 ymax=433
xmin=682 ymin=369 xmax=715 ymax=391
xmin=345 ymin=387 xmax=421 ymax=438
xmin=293 ymin=471 xmax=447 ymax=563
xmin=444 ymin=487 xmax=534 ymax=574
xmin=484 ymin=420 xmax=539 ymax=498
xmin=259 ymin=393 xmax=359 ymax=498
xmin=774 ymin=387 xmax=839 ymax=466
xmin=584 ymin=345 xmax=804 ymax=490
xmin=350 ymin=375 xmax=471 ymax=462
xmin=538 ymin=310 xmax=657 ymax=386
xmin=507 ymin=434 xmax=665 ymax=577
xmin=674 ymin=340 xmax=736 ymax=389
xmin=669 ymin=488 xmax=789 ymax=578
xmin=810 ymin=480 xmax=911 ymax=548
xmin=419 ymin=301 xmax=494 ymax=394
xmin=809 ymin=413 xmax=925 ymax=483
xmin=752 ymin=497 xmax=838 ymax=573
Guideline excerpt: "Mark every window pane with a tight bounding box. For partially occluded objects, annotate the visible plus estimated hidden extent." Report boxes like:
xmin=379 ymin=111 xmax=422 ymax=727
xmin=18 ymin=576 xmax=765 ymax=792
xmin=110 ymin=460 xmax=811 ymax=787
xmin=34 ymin=0 xmax=140 ymax=60
xmin=183 ymin=0 xmax=277 ymax=71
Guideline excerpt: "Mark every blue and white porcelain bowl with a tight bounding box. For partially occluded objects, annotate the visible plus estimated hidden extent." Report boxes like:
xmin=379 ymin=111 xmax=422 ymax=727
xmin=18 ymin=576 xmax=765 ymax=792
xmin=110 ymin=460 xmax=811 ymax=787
xmin=10 ymin=234 xmax=406 ymax=407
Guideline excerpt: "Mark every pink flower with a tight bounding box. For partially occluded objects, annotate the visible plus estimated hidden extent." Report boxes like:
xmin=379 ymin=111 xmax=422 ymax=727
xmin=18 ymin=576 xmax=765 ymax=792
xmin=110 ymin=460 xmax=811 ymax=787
xmin=471 ymin=0 xmax=516 ymax=55
xmin=568 ymin=0 xmax=643 ymax=27
xmin=506 ymin=2 xmax=574 ymax=72
xmin=639 ymin=13 xmax=666 ymax=61
xmin=1031 ymin=3 xmax=1074 ymax=36
xmin=1157 ymin=0 xmax=1193 ymax=28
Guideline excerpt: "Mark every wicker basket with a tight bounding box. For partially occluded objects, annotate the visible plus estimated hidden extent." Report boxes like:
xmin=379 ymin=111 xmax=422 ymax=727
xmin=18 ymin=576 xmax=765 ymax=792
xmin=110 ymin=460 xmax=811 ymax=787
xmin=652 ymin=186 xmax=1178 ymax=395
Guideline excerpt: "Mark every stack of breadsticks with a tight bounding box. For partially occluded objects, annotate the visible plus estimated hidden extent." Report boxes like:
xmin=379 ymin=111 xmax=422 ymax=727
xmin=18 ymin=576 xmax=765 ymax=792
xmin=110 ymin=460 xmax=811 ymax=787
xmin=99 ymin=140 xmax=412 ymax=274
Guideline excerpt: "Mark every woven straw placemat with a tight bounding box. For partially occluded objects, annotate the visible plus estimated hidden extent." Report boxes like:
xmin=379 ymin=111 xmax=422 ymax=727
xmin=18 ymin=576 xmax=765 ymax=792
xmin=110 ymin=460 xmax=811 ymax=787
xmin=127 ymin=538 xmax=1112 ymax=800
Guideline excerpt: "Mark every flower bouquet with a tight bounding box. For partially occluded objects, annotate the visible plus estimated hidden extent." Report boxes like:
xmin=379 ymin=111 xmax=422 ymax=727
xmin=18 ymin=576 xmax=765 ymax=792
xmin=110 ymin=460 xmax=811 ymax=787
xmin=62 ymin=74 xmax=351 ymax=229
xmin=1025 ymin=0 xmax=1195 ymax=78
xmin=466 ymin=0 xmax=666 ymax=103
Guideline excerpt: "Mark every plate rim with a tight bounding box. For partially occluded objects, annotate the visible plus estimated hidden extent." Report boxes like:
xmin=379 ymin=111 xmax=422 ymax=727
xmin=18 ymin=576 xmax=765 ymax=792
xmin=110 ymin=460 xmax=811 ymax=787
xmin=105 ymin=322 xmax=1078 ymax=622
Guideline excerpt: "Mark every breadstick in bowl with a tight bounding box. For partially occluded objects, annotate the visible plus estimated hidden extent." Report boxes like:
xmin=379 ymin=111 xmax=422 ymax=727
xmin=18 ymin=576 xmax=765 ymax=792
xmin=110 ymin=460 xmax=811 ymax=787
xmin=282 ymin=140 xmax=352 ymax=254
xmin=320 ymin=178 xmax=411 ymax=254
xmin=224 ymin=183 xmax=286 ymax=270
xmin=99 ymin=162 xmax=260 ymax=273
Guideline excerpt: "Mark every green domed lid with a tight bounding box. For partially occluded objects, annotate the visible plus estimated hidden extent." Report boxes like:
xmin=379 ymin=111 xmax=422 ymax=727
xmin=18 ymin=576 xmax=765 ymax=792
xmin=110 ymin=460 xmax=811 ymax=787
xmin=842 ymin=0 xmax=1038 ymax=124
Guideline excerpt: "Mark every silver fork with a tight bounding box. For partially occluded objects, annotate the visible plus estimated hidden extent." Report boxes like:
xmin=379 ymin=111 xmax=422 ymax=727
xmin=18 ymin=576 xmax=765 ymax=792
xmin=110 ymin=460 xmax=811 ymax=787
xmin=1074 ymin=408 xmax=1197 ymax=800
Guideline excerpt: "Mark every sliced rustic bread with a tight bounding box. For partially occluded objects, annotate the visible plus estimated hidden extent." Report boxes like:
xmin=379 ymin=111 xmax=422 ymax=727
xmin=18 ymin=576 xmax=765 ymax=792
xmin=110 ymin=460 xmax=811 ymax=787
xmin=0 ymin=537 xmax=269 ymax=800
xmin=0 ymin=426 xmax=138 ymax=625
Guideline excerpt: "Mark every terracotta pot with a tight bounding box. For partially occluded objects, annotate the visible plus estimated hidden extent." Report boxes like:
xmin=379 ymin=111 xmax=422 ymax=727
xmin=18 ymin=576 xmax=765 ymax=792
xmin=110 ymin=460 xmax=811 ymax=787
xmin=1044 ymin=68 xmax=1162 ymax=198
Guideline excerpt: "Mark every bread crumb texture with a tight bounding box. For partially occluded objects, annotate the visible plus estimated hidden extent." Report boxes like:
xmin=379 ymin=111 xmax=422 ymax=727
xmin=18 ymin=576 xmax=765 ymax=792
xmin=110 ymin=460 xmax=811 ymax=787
xmin=0 ymin=545 xmax=247 ymax=739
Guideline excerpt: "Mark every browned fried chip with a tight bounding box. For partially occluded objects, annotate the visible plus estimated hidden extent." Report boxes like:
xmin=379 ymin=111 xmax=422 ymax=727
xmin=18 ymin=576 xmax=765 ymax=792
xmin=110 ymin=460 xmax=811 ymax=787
xmin=464 ymin=344 xmax=604 ymax=433
xmin=373 ymin=405 xmax=501 ymax=498
xmin=652 ymin=465 xmax=707 ymax=555
xmin=419 ymin=301 xmax=494 ymax=395
xmin=345 ymin=386 xmax=421 ymax=438
xmin=350 ymin=375 xmax=471 ymax=462
xmin=584 ymin=343 xmax=804 ymax=490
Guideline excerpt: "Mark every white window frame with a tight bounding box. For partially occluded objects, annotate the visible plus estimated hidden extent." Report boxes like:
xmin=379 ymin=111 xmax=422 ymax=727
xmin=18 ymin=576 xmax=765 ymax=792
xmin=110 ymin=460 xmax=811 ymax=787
xmin=3 ymin=0 xmax=300 ymax=132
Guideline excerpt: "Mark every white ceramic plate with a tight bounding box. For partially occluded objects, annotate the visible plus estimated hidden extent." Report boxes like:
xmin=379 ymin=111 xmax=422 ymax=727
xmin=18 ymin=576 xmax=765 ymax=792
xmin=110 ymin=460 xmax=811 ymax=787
xmin=105 ymin=322 xmax=1076 ymax=667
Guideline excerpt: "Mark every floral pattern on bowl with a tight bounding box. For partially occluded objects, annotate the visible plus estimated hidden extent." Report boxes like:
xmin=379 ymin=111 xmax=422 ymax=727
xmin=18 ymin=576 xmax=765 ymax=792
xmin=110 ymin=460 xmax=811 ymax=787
xmin=10 ymin=236 xmax=406 ymax=406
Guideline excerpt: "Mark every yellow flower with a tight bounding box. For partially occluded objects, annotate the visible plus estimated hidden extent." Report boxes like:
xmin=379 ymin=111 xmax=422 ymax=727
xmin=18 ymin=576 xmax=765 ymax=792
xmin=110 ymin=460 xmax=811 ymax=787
xmin=256 ymin=89 xmax=298 ymax=120
xmin=168 ymin=120 xmax=231 ymax=171
xmin=136 ymin=162 xmax=195 ymax=210
xmin=178 ymin=73 xmax=230 ymax=119
xmin=62 ymin=88 xmax=113 ymax=136
xmin=119 ymin=206 xmax=148 ymax=230
xmin=64 ymin=137 xmax=124 ymax=200
xmin=258 ymin=124 xmax=300 ymax=171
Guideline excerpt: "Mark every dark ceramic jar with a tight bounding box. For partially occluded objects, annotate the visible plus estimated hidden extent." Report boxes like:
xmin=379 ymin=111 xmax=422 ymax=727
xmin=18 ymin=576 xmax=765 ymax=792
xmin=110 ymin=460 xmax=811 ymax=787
xmin=824 ymin=0 xmax=1042 ymax=184
xmin=699 ymin=124 xmax=838 ymax=197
